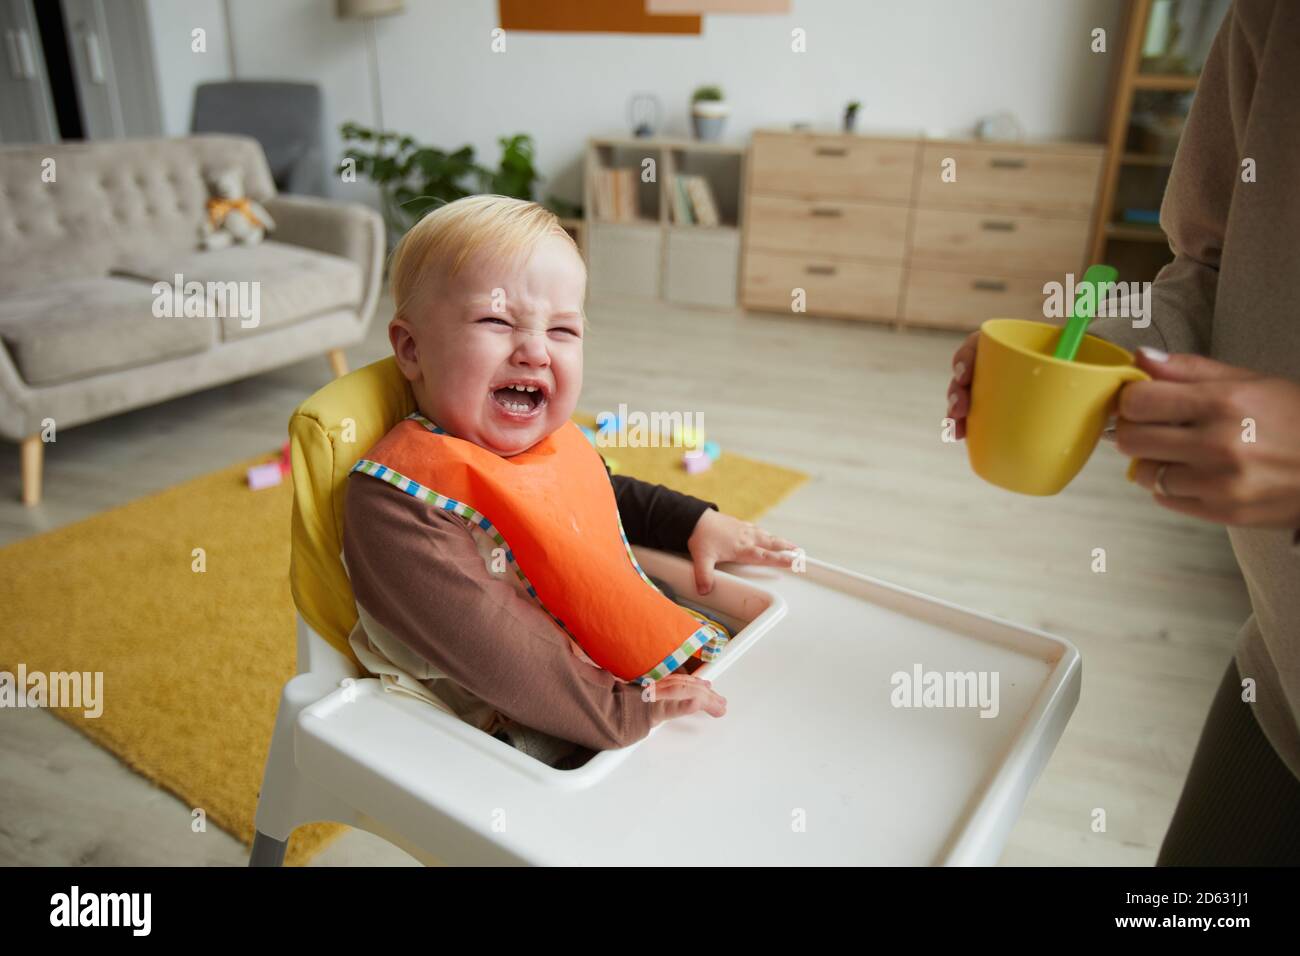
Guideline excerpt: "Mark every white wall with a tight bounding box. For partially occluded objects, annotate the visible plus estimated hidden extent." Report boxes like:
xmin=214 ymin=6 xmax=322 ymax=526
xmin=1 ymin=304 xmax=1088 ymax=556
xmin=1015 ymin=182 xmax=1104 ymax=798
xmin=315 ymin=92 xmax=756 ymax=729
xmin=146 ymin=0 xmax=233 ymax=136
xmin=150 ymin=0 xmax=1125 ymax=204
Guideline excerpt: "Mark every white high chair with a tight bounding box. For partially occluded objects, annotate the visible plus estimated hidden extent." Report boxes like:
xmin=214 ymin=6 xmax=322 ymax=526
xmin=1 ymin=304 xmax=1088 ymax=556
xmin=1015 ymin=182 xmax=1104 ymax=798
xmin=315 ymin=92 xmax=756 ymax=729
xmin=250 ymin=357 xmax=1081 ymax=866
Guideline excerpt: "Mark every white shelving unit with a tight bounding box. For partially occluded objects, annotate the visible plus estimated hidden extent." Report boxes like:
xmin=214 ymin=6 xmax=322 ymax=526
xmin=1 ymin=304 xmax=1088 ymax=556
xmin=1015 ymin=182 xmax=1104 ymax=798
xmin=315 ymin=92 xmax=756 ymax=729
xmin=583 ymin=134 xmax=746 ymax=309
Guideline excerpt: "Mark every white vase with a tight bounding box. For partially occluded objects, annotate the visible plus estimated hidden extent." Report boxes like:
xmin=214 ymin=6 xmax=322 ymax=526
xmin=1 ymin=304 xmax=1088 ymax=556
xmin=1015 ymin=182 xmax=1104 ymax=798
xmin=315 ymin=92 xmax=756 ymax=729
xmin=691 ymin=100 xmax=729 ymax=141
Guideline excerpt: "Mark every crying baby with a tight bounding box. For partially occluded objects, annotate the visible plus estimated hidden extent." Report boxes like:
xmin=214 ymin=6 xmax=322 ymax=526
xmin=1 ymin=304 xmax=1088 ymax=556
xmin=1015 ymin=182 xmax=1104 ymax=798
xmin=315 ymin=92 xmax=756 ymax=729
xmin=340 ymin=194 xmax=800 ymax=758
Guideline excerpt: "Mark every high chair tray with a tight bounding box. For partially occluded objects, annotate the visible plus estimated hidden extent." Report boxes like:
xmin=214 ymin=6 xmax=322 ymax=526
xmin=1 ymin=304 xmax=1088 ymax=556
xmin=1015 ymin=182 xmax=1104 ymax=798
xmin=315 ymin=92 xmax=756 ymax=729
xmin=296 ymin=548 xmax=1080 ymax=865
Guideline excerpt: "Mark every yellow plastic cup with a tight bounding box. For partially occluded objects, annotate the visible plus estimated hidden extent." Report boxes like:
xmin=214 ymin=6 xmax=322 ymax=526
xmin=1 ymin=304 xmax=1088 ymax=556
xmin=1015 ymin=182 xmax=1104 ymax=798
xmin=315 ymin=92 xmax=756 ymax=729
xmin=966 ymin=318 xmax=1149 ymax=496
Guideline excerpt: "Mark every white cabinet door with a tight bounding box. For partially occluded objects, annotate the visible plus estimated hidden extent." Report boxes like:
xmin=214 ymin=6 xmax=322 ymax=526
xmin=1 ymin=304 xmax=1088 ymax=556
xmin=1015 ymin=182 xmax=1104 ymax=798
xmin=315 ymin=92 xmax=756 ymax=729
xmin=588 ymin=221 xmax=664 ymax=301
xmin=0 ymin=0 xmax=57 ymax=144
xmin=60 ymin=0 xmax=122 ymax=139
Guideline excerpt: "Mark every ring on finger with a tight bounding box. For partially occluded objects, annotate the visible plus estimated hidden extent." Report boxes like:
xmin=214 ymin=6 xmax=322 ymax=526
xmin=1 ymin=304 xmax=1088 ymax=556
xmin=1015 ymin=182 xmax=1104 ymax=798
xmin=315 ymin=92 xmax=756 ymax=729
xmin=1154 ymin=462 xmax=1171 ymax=497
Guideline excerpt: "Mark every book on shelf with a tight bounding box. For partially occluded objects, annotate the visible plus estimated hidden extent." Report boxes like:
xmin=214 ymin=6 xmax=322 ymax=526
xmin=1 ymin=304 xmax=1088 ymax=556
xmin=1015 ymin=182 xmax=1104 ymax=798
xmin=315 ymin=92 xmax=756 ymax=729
xmin=672 ymin=173 xmax=720 ymax=226
xmin=591 ymin=167 xmax=723 ymax=225
xmin=673 ymin=175 xmax=694 ymax=225
xmin=622 ymin=168 xmax=639 ymax=220
xmin=593 ymin=167 xmax=643 ymax=223
xmin=686 ymin=174 xmax=720 ymax=226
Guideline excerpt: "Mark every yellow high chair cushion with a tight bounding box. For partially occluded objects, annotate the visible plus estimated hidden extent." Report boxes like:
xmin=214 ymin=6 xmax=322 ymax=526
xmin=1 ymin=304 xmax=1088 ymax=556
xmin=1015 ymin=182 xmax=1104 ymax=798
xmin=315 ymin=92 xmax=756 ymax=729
xmin=289 ymin=356 xmax=415 ymax=665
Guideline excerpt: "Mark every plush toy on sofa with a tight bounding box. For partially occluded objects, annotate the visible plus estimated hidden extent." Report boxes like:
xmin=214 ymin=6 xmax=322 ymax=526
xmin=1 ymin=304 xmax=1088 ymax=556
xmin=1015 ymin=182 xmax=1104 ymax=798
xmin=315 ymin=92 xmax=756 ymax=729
xmin=200 ymin=168 xmax=275 ymax=250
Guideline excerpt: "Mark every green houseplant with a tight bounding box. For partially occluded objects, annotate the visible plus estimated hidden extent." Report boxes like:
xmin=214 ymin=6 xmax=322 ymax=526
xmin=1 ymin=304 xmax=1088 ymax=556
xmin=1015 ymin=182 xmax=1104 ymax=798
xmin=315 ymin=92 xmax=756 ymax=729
xmin=691 ymin=84 xmax=724 ymax=104
xmin=339 ymin=124 xmax=555 ymax=246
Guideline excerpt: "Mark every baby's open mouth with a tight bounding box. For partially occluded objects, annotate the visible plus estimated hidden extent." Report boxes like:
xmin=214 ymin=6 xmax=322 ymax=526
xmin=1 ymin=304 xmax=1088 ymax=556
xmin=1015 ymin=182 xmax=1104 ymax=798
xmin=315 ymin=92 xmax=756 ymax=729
xmin=490 ymin=383 xmax=548 ymax=415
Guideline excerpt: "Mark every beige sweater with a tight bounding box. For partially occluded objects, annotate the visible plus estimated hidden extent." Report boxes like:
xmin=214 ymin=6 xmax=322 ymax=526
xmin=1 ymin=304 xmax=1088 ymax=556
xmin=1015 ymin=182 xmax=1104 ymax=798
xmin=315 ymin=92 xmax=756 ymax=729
xmin=1088 ymin=0 xmax=1300 ymax=779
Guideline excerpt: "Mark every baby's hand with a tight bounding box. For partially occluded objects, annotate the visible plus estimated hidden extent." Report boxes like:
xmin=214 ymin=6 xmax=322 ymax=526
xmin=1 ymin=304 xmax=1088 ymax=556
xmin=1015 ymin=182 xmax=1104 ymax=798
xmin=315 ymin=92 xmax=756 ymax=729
xmin=647 ymin=673 xmax=726 ymax=725
xmin=686 ymin=508 xmax=800 ymax=595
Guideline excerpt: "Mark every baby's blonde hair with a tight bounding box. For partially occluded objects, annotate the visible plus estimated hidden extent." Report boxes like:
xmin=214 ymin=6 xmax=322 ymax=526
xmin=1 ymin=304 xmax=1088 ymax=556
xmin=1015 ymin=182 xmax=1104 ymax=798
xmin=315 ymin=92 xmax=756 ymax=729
xmin=388 ymin=194 xmax=584 ymax=325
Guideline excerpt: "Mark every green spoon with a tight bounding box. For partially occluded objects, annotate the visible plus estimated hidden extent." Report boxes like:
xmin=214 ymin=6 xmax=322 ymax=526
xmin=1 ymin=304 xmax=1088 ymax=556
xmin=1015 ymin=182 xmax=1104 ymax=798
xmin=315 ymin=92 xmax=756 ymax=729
xmin=1053 ymin=264 xmax=1119 ymax=361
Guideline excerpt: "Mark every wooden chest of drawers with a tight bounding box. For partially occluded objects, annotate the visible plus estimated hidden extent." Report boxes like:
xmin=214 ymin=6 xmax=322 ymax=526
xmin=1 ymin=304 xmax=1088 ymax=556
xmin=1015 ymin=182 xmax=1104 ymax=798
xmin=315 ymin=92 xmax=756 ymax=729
xmin=746 ymin=194 xmax=909 ymax=261
xmin=742 ymin=249 xmax=903 ymax=319
xmin=740 ymin=130 xmax=1104 ymax=331
xmin=747 ymin=131 xmax=917 ymax=202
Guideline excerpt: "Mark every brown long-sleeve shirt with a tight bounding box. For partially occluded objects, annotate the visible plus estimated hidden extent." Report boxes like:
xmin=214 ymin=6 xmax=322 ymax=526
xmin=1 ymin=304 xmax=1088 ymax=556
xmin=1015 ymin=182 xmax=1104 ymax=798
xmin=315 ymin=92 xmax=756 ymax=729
xmin=1088 ymin=0 xmax=1300 ymax=779
xmin=341 ymin=455 xmax=717 ymax=751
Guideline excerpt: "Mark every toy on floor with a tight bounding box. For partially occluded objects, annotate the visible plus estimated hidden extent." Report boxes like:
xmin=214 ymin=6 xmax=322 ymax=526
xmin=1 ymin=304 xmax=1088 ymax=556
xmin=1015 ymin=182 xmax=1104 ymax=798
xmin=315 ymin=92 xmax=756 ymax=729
xmin=683 ymin=450 xmax=711 ymax=474
xmin=681 ymin=435 xmax=720 ymax=474
xmin=247 ymin=442 xmax=292 ymax=490
xmin=673 ymin=423 xmax=705 ymax=452
xmin=247 ymin=462 xmax=282 ymax=490
xmin=596 ymin=412 xmax=623 ymax=439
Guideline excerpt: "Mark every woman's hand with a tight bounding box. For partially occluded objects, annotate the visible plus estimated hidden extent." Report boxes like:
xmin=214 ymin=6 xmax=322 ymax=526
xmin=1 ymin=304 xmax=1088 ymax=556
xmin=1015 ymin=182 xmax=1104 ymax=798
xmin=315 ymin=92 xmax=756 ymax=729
xmin=686 ymin=508 xmax=800 ymax=595
xmin=946 ymin=331 xmax=980 ymax=440
xmin=1118 ymin=347 xmax=1300 ymax=528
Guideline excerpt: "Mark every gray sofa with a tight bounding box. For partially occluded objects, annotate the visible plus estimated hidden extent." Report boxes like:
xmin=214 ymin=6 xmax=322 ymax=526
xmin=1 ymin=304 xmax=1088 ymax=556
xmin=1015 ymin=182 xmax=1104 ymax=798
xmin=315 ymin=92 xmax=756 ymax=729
xmin=0 ymin=134 xmax=383 ymax=505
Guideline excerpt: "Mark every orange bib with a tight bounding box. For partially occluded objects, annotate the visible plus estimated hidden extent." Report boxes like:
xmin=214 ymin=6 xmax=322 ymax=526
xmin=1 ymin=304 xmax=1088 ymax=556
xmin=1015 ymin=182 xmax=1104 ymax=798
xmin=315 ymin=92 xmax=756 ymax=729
xmin=352 ymin=413 xmax=728 ymax=683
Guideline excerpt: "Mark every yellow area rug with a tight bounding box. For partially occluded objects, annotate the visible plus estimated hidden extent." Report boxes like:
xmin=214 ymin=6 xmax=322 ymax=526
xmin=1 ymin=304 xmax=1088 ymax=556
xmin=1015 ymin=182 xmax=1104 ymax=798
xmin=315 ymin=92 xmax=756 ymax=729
xmin=0 ymin=419 xmax=807 ymax=865
xmin=569 ymin=412 xmax=809 ymax=522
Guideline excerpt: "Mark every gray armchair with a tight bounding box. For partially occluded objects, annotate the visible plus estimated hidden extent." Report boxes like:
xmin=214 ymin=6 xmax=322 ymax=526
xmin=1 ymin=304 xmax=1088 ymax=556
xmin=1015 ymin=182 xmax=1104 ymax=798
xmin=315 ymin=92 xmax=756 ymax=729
xmin=191 ymin=81 xmax=326 ymax=196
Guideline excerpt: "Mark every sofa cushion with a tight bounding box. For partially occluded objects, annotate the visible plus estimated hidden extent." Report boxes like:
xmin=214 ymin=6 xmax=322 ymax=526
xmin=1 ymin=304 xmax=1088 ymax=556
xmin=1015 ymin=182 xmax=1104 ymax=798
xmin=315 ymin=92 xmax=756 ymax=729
xmin=113 ymin=240 xmax=363 ymax=340
xmin=0 ymin=135 xmax=277 ymax=296
xmin=0 ymin=277 xmax=217 ymax=387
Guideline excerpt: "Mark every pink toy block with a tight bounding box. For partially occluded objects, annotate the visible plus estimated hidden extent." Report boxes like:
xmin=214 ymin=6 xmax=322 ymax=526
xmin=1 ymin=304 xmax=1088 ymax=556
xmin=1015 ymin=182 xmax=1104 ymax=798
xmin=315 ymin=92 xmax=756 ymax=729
xmin=683 ymin=450 xmax=711 ymax=474
xmin=247 ymin=461 xmax=284 ymax=490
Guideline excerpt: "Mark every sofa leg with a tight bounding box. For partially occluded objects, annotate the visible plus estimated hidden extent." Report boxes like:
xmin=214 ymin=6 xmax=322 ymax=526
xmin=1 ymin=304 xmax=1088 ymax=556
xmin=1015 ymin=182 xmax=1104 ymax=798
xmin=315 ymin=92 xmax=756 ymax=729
xmin=249 ymin=830 xmax=288 ymax=867
xmin=327 ymin=349 xmax=348 ymax=379
xmin=20 ymin=435 xmax=42 ymax=507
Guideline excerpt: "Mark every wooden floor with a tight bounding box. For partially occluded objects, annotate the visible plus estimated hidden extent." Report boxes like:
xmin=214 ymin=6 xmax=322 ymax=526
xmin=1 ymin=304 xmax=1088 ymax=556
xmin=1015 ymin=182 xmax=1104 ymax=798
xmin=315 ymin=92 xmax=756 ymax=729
xmin=0 ymin=294 xmax=1250 ymax=866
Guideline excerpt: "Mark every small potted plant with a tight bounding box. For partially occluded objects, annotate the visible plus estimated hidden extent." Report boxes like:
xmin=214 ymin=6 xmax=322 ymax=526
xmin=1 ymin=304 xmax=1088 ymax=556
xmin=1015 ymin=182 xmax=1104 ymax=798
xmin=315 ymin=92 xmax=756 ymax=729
xmin=843 ymin=100 xmax=861 ymax=133
xmin=691 ymin=85 xmax=729 ymax=141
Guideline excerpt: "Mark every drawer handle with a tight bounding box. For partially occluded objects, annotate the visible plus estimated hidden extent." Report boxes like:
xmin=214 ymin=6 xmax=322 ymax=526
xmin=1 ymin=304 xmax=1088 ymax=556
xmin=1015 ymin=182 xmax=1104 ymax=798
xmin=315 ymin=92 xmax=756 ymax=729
xmin=814 ymin=146 xmax=848 ymax=157
xmin=810 ymin=207 xmax=843 ymax=217
xmin=805 ymin=264 xmax=837 ymax=275
xmin=972 ymin=279 xmax=1008 ymax=292
xmin=989 ymin=157 xmax=1027 ymax=169
xmin=981 ymin=220 xmax=1016 ymax=232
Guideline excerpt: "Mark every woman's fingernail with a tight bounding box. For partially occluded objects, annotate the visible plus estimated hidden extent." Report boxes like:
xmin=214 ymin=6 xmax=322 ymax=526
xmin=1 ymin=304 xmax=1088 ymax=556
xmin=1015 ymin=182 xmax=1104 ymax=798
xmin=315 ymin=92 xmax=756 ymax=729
xmin=953 ymin=361 xmax=966 ymax=379
xmin=947 ymin=392 xmax=958 ymax=411
xmin=1138 ymin=346 xmax=1168 ymax=362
